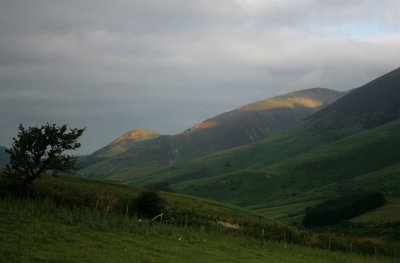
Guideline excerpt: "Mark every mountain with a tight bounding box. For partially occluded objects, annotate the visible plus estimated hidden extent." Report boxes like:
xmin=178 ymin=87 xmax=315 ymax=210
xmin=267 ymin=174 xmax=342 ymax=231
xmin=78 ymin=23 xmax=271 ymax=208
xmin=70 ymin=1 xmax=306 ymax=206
xmin=171 ymin=88 xmax=344 ymax=161
xmin=93 ymin=130 xmax=160 ymax=158
xmin=79 ymin=88 xmax=344 ymax=179
xmin=129 ymin=66 xmax=400 ymax=220
xmin=0 ymin=146 xmax=9 ymax=167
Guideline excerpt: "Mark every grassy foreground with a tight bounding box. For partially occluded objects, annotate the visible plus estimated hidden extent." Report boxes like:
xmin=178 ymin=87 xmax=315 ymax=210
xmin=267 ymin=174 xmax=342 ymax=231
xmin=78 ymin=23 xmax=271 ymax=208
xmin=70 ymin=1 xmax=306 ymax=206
xmin=0 ymin=197 xmax=398 ymax=263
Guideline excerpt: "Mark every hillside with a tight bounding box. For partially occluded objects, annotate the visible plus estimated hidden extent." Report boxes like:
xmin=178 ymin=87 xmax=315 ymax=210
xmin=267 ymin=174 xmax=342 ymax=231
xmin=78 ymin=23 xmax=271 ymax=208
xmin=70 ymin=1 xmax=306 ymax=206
xmin=79 ymin=88 xmax=344 ymax=179
xmin=1 ymin=174 xmax=398 ymax=261
xmin=129 ymin=66 xmax=400 ymax=221
xmin=2 ymin=194 xmax=398 ymax=262
xmin=0 ymin=146 xmax=9 ymax=167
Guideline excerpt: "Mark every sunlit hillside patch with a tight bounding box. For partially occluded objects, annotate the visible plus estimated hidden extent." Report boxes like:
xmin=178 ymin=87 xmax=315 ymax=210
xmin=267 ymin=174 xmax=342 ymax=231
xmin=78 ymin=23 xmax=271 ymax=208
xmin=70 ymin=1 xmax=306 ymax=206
xmin=112 ymin=130 xmax=160 ymax=144
xmin=94 ymin=130 xmax=160 ymax=157
xmin=240 ymin=96 xmax=323 ymax=111
xmin=184 ymin=120 xmax=218 ymax=133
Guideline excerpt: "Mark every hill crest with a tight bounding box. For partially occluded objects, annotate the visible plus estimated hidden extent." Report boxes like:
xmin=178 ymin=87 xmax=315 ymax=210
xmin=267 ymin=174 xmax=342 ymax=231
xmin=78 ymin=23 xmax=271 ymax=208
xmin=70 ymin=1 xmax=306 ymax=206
xmin=93 ymin=130 xmax=160 ymax=158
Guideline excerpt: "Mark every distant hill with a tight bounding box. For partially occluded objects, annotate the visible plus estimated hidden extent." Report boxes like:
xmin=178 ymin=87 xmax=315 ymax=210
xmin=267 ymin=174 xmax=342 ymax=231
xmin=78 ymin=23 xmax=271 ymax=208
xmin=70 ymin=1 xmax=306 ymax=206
xmin=0 ymin=146 xmax=9 ymax=167
xmin=129 ymin=66 xmax=400 ymax=221
xmin=79 ymin=88 xmax=344 ymax=179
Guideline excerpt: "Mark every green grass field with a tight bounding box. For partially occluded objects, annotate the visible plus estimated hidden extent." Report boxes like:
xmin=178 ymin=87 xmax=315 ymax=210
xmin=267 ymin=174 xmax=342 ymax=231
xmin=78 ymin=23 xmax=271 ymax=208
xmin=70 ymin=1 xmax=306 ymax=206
xmin=1 ymin=196 xmax=398 ymax=263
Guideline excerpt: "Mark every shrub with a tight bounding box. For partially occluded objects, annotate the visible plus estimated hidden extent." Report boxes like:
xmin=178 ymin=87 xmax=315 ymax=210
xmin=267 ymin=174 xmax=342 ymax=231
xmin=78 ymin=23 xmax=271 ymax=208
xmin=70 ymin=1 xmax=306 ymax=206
xmin=132 ymin=190 xmax=166 ymax=218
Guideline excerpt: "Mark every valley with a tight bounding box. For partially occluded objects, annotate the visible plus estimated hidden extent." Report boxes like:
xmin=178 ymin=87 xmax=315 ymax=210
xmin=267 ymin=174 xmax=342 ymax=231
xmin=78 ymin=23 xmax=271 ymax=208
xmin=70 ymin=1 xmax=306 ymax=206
xmin=2 ymin=67 xmax=400 ymax=262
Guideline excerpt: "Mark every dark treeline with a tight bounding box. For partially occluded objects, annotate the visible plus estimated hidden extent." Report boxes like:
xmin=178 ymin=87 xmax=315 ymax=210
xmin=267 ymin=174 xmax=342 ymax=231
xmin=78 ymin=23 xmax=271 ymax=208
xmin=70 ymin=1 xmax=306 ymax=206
xmin=303 ymin=192 xmax=386 ymax=226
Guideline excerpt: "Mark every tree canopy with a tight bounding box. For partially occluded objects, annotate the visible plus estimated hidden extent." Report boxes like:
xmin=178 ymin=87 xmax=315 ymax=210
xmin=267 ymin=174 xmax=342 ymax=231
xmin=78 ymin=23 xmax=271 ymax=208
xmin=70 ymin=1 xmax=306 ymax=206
xmin=4 ymin=123 xmax=85 ymax=186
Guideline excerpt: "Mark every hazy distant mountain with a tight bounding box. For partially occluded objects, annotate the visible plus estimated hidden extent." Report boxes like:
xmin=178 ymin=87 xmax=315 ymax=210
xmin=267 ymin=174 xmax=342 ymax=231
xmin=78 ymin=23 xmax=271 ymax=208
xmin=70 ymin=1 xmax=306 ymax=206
xmin=0 ymin=146 xmax=9 ymax=167
xmin=79 ymin=88 xmax=344 ymax=179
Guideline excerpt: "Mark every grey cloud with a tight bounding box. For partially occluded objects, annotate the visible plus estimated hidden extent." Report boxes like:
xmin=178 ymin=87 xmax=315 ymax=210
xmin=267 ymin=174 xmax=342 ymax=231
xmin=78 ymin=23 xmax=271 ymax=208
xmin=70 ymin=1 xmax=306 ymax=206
xmin=1 ymin=0 xmax=400 ymax=153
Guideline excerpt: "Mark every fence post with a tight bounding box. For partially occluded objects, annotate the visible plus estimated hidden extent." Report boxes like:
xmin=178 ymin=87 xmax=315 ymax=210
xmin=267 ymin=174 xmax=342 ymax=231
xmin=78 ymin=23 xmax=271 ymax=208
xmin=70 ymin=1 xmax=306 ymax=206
xmin=261 ymin=228 xmax=265 ymax=244
xmin=18 ymin=234 xmax=22 ymax=263
xmin=283 ymin=230 xmax=287 ymax=248
xmin=329 ymin=236 xmax=332 ymax=251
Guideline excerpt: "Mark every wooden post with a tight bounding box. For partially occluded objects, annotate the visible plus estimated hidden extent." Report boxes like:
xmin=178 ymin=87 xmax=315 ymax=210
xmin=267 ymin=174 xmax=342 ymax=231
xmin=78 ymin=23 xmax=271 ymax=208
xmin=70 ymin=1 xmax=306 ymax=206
xmin=283 ymin=231 xmax=287 ymax=248
xmin=261 ymin=228 xmax=265 ymax=244
xmin=185 ymin=214 xmax=188 ymax=228
xmin=18 ymin=234 xmax=22 ymax=262
xmin=329 ymin=236 xmax=332 ymax=251
xmin=126 ymin=205 xmax=129 ymax=216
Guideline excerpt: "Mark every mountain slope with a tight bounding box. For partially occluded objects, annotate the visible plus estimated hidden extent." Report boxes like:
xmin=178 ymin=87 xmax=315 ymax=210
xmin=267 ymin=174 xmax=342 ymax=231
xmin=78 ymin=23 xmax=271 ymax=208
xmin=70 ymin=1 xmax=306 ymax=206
xmin=130 ymin=66 xmax=400 ymax=220
xmin=310 ymin=67 xmax=400 ymax=129
xmin=171 ymin=88 xmax=343 ymax=161
xmin=158 ymin=120 xmax=399 ymax=206
xmin=79 ymin=88 xmax=344 ymax=179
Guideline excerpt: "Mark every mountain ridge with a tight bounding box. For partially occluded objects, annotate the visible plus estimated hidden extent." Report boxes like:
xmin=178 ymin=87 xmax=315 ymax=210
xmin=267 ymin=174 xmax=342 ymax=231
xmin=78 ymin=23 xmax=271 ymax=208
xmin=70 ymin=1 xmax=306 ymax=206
xmin=79 ymin=87 xmax=344 ymax=178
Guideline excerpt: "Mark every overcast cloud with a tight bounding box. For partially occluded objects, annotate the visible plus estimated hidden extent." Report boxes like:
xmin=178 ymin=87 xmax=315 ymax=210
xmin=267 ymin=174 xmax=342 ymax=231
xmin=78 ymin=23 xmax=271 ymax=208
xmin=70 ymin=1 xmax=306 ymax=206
xmin=1 ymin=0 xmax=400 ymax=154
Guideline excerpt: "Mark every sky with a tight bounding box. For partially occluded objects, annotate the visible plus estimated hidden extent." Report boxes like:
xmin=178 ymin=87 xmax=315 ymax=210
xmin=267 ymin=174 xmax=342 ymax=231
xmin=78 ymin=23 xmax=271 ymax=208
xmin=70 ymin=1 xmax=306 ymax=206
xmin=1 ymin=0 xmax=400 ymax=155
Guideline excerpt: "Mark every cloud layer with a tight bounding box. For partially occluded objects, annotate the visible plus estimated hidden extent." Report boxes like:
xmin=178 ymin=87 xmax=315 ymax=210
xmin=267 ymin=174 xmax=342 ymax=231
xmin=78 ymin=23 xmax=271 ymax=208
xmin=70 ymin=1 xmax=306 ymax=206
xmin=1 ymin=0 xmax=400 ymax=154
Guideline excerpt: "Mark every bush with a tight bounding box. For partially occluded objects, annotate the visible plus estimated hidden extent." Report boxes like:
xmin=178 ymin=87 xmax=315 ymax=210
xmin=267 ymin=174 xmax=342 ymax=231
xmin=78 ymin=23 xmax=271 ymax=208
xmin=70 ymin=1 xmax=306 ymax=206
xmin=133 ymin=190 xmax=165 ymax=218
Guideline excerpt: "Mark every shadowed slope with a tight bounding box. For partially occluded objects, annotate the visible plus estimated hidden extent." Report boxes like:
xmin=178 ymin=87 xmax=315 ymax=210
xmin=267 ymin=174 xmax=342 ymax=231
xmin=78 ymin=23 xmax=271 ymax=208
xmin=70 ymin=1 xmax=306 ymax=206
xmin=310 ymin=67 xmax=400 ymax=129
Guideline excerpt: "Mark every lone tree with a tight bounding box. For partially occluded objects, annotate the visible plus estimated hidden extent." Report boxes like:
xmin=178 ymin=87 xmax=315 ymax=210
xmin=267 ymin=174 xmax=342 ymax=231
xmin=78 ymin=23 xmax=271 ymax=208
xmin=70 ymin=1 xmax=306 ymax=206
xmin=4 ymin=123 xmax=85 ymax=186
